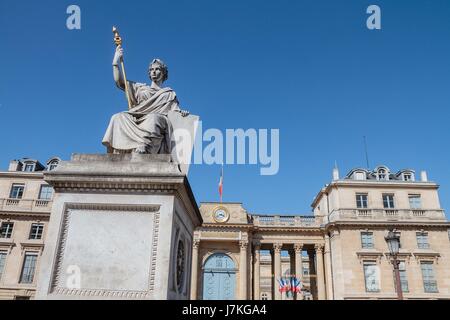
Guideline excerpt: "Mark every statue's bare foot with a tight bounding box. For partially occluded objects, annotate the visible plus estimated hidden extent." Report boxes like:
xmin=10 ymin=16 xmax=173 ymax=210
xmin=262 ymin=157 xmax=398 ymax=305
xmin=134 ymin=145 xmax=147 ymax=154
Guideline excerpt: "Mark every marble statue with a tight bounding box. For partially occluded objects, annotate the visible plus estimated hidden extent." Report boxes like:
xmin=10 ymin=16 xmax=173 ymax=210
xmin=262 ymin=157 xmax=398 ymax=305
xmin=102 ymin=45 xmax=189 ymax=154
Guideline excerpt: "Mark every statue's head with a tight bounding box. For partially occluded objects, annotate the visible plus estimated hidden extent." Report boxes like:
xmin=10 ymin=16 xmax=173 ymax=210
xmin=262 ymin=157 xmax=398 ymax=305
xmin=148 ymin=58 xmax=168 ymax=84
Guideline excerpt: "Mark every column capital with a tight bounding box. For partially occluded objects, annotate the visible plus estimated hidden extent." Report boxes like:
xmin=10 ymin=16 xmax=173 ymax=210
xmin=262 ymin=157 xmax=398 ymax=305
xmin=314 ymin=243 xmax=325 ymax=253
xmin=239 ymin=240 xmax=249 ymax=249
xmin=193 ymin=239 xmax=200 ymax=249
xmin=273 ymin=243 xmax=283 ymax=253
xmin=294 ymin=243 xmax=304 ymax=253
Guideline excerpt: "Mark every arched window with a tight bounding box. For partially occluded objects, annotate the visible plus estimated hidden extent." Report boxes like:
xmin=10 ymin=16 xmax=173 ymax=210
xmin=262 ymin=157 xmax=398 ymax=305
xmin=261 ymin=293 xmax=268 ymax=300
xmin=46 ymin=158 xmax=60 ymax=171
xmin=377 ymin=168 xmax=388 ymax=180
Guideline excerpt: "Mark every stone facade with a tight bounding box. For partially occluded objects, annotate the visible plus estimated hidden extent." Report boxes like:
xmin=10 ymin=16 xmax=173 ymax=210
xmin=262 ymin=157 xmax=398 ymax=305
xmin=0 ymin=160 xmax=449 ymax=300
xmin=0 ymin=158 xmax=58 ymax=299
xmin=193 ymin=166 xmax=450 ymax=300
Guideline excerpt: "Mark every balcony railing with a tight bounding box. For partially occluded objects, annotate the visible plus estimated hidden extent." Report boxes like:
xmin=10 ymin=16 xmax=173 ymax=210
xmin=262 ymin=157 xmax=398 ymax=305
xmin=252 ymin=215 xmax=320 ymax=227
xmin=0 ymin=198 xmax=52 ymax=213
xmin=329 ymin=208 xmax=446 ymax=222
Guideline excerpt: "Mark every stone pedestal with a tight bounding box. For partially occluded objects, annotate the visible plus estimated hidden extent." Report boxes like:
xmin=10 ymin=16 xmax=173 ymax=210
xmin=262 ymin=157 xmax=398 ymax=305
xmin=35 ymin=154 xmax=202 ymax=300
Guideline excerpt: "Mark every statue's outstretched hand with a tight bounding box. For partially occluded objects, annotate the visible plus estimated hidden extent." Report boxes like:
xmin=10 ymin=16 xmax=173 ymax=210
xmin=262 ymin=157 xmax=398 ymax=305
xmin=113 ymin=45 xmax=124 ymax=66
xmin=180 ymin=110 xmax=190 ymax=117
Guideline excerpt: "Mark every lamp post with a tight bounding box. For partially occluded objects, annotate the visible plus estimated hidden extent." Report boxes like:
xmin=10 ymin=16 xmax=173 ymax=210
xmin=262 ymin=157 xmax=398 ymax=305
xmin=385 ymin=230 xmax=403 ymax=300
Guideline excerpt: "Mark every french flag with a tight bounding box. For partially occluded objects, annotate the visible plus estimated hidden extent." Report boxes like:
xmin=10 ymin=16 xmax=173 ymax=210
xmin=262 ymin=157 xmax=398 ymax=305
xmin=278 ymin=278 xmax=286 ymax=292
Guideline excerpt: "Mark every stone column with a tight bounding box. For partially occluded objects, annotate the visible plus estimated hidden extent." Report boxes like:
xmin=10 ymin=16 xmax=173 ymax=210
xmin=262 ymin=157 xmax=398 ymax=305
xmin=294 ymin=243 xmax=304 ymax=300
xmin=273 ymin=243 xmax=282 ymax=300
xmin=307 ymin=248 xmax=317 ymax=299
xmin=190 ymin=240 xmax=200 ymax=300
xmin=324 ymin=235 xmax=334 ymax=300
xmin=253 ymin=243 xmax=261 ymax=300
xmin=315 ymin=244 xmax=326 ymax=300
xmin=239 ymin=240 xmax=248 ymax=300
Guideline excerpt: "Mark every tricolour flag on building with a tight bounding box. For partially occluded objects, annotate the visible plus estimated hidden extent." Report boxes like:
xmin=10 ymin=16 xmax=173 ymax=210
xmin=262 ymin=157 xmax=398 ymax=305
xmin=278 ymin=278 xmax=286 ymax=292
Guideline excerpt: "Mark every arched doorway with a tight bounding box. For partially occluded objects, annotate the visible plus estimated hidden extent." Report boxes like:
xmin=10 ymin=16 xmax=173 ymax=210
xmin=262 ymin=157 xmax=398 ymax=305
xmin=202 ymin=253 xmax=236 ymax=300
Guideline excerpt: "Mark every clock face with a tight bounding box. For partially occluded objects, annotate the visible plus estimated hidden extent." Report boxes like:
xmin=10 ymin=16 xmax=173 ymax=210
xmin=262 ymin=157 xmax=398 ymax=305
xmin=213 ymin=208 xmax=229 ymax=223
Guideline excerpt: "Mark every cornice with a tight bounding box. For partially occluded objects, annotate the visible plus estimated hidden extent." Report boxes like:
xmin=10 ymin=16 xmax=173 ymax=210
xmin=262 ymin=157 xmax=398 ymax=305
xmin=0 ymin=172 xmax=45 ymax=179
xmin=0 ymin=211 xmax=50 ymax=219
xmin=325 ymin=220 xmax=450 ymax=231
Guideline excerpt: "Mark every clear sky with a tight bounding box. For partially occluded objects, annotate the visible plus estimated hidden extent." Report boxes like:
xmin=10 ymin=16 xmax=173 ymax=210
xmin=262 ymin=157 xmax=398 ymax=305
xmin=0 ymin=0 xmax=449 ymax=216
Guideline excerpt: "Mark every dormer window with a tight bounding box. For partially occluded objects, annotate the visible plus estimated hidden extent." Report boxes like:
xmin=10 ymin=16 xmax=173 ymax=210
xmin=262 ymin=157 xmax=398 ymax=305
xmin=377 ymin=169 xmax=387 ymax=181
xmin=48 ymin=161 xmax=58 ymax=171
xmin=401 ymin=171 xmax=415 ymax=182
xmin=46 ymin=158 xmax=60 ymax=171
xmin=23 ymin=163 xmax=35 ymax=172
xmin=355 ymin=171 xmax=366 ymax=180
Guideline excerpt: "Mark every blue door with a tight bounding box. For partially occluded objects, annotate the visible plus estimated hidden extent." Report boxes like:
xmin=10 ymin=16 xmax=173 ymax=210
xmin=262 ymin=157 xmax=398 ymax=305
xmin=203 ymin=253 xmax=236 ymax=300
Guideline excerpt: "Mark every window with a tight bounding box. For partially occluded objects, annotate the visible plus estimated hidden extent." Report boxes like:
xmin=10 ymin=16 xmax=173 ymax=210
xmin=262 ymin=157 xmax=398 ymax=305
xmin=361 ymin=232 xmax=374 ymax=249
xmin=356 ymin=194 xmax=368 ymax=209
xmin=377 ymin=169 xmax=388 ymax=181
xmin=303 ymin=264 xmax=309 ymax=276
xmin=38 ymin=185 xmax=53 ymax=200
xmin=394 ymin=231 xmax=402 ymax=249
xmin=394 ymin=261 xmax=409 ymax=292
xmin=416 ymin=232 xmax=430 ymax=249
xmin=20 ymin=253 xmax=38 ymax=284
xmin=0 ymin=252 xmax=7 ymax=280
xmin=391 ymin=261 xmax=408 ymax=292
xmin=0 ymin=222 xmax=14 ymax=238
xmin=9 ymin=184 xmax=25 ymax=199
xmin=409 ymin=195 xmax=422 ymax=209
xmin=403 ymin=173 xmax=413 ymax=181
xmin=363 ymin=261 xmax=380 ymax=292
xmin=383 ymin=194 xmax=395 ymax=209
xmin=23 ymin=163 xmax=35 ymax=172
xmin=421 ymin=262 xmax=438 ymax=293
xmin=355 ymin=172 xmax=366 ymax=180
xmin=261 ymin=293 xmax=268 ymax=300
xmin=29 ymin=223 xmax=44 ymax=240
xmin=48 ymin=161 xmax=59 ymax=171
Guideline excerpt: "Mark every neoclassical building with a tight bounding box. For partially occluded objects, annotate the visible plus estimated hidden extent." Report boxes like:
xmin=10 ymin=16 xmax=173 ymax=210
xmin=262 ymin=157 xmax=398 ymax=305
xmin=0 ymin=159 xmax=449 ymax=300
xmin=192 ymin=166 xmax=450 ymax=300
xmin=0 ymin=158 xmax=59 ymax=299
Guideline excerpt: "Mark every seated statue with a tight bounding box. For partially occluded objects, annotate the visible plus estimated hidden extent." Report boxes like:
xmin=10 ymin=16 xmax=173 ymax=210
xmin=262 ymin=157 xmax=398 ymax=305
xmin=102 ymin=45 xmax=189 ymax=154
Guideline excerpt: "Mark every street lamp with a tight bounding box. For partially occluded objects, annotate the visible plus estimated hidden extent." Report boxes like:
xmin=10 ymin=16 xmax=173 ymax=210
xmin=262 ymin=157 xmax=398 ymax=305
xmin=385 ymin=230 xmax=403 ymax=300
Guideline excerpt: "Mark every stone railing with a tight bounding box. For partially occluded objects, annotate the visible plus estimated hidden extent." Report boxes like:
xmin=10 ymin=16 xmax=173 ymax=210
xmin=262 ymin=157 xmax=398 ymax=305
xmin=328 ymin=208 xmax=446 ymax=222
xmin=0 ymin=198 xmax=53 ymax=213
xmin=252 ymin=215 xmax=320 ymax=228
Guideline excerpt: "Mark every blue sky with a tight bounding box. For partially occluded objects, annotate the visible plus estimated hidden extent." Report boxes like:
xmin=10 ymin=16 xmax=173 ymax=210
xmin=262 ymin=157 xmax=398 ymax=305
xmin=0 ymin=0 xmax=449 ymax=216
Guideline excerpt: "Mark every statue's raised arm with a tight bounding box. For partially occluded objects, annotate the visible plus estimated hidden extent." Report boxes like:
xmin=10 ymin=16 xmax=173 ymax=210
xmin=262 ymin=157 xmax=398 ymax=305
xmin=112 ymin=45 xmax=126 ymax=91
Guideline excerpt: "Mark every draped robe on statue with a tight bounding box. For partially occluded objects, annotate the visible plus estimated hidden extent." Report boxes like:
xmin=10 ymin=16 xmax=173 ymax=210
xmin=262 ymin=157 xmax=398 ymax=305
xmin=102 ymin=81 xmax=180 ymax=154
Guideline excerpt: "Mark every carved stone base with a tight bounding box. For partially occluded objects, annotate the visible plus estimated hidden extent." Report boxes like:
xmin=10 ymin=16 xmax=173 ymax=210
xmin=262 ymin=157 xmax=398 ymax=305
xmin=35 ymin=154 xmax=202 ymax=300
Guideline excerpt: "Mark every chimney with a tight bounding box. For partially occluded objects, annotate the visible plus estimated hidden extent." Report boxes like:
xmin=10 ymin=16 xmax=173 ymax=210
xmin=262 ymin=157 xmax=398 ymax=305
xmin=332 ymin=167 xmax=340 ymax=180
xmin=8 ymin=160 xmax=21 ymax=172
xmin=420 ymin=170 xmax=428 ymax=182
